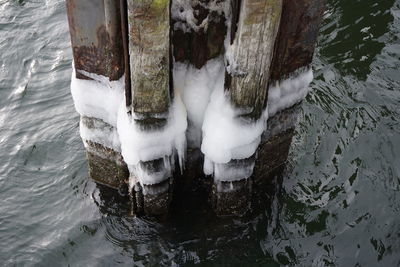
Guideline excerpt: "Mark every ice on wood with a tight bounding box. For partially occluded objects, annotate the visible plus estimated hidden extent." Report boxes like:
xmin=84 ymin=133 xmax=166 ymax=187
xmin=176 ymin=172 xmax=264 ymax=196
xmin=174 ymin=58 xmax=225 ymax=147
xmin=268 ymin=69 xmax=314 ymax=117
xmin=70 ymin=67 xmax=124 ymax=127
xmin=201 ymin=69 xmax=314 ymax=182
xmin=80 ymin=117 xmax=121 ymax=152
xmin=70 ymin=63 xmax=187 ymax=186
xmin=117 ymin=93 xmax=187 ymax=185
xmin=201 ymin=80 xmax=268 ymax=164
xmin=71 ymin=65 xmax=314 ymax=184
xmin=69 ymin=0 xmax=316 ymax=187
xmin=70 ymin=67 xmax=124 ymax=152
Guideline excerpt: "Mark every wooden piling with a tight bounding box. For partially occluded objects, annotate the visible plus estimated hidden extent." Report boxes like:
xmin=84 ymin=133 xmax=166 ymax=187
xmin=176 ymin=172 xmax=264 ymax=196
xmin=66 ymin=0 xmax=129 ymax=188
xmin=66 ymin=0 xmax=326 ymax=217
xmin=127 ymin=0 xmax=171 ymax=120
xmin=270 ymin=0 xmax=326 ymax=82
xmin=82 ymin=117 xmax=129 ymax=188
xmin=207 ymin=0 xmax=282 ymax=216
xmin=210 ymin=0 xmax=325 ymax=216
xmin=66 ymin=0 xmax=124 ymax=81
xmin=225 ymin=0 xmax=282 ymax=120
xmin=127 ymin=0 xmax=173 ymax=215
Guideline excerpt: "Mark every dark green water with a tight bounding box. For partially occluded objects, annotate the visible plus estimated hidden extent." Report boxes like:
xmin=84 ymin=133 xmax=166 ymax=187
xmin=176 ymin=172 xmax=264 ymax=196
xmin=1 ymin=0 xmax=400 ymax=266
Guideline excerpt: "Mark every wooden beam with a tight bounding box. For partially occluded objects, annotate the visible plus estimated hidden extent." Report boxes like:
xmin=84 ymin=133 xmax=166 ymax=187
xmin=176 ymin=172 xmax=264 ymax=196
xmin=225 ymin=0 xmax=283 ymax=120
xmin=270 ymin=0 xmax=326 ymax=82
xmin=66 ymin=0 xmax=124 ymax=80
xmin=127 ymin=0 xmax=171 ymax=117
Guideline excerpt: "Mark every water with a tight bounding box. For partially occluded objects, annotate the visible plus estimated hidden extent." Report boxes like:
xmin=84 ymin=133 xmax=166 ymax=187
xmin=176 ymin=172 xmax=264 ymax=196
xmin=1 ymin=0 xmax=400 ymax=266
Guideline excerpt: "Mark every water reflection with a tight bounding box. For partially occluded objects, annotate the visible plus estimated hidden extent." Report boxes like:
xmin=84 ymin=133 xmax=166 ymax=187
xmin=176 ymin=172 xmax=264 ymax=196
xmin=320 ymin=0 xmax=395 ymax=80
xmin=84 ymin=0 xmax=400 ymax=264
xmin=91 ymin=165 xmax=286 ymax=265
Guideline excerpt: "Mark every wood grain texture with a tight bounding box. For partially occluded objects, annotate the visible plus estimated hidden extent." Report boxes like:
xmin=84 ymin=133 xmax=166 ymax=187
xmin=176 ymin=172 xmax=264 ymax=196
xmin=66 ymin=0 xmax=124 ymax=80
xmin=128 ymin=0 xmax=171 ymax=116
xmin=226 ymin=0 xmax=283 ymax=120
xmin=270 ymin=0 xmax=326 ymax=82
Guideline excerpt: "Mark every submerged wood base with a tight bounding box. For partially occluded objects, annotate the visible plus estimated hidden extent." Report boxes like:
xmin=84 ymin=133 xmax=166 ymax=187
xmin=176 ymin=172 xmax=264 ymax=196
xmin=85 ymin=142 xmax=128 ymax=189
xmin=82 ymin=118 xmax=174 ymax=216
xmin=210 ymin=128 xmax=296 ymax=217
xmin=211 ymin=179 xmax=252 ymax=217
xmin=131 ymin=178 xmax=173 ymax=216
xmin=87 ymin=151 xmax=174 ymax=215
xmin=209 ymin=105 xmax=299 ymax=216
xmin=81 ymin=118 xmax=129 ymax=189
xmin=84 ymin=104 xmax=300 ymax=217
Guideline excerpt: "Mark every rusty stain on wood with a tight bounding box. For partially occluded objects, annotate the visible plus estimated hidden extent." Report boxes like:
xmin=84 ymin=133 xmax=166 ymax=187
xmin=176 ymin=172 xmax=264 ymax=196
xmin=66 ymin=0 xmax=124 ymax=81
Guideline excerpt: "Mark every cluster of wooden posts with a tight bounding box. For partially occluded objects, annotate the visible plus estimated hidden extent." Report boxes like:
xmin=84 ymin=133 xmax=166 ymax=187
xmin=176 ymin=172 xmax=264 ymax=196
xmin=66 ymin=0 xmax=325 ymax=216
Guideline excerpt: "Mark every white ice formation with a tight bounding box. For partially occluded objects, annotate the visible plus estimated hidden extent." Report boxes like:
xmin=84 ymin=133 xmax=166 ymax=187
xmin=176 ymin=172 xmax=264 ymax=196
xmin=267 ymin=69 xmax=313 ymax=117
xmin=70 ymin=68 xmax=124 ymax=152
xmin=70 ymin=66 xmax=187 ymax=188
xmin=71 ymin=63 xmax=313 ymax=185
xmin=117 ymin=93 xmax=187 ymax=186
xmin=70 ymin=1 xmax=314 ymax=186
xmin=173 ymin=58 xmax=225 ymax=148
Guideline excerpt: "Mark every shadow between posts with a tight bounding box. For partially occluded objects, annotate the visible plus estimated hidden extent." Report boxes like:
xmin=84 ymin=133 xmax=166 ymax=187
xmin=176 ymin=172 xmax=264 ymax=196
xmin=94 ymin=163 xmax=286 ymax=225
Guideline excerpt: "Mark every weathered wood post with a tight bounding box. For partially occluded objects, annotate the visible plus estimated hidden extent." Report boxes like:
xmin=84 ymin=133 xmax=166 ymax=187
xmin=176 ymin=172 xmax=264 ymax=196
xmin=66 ymin=0 xmax=325 ymax=217
xmin=123 ymin=0 xmax=176 ymax=215
xmin=210 ymin=0 xmax=283 ymax=216
xmin=66 ymin=0 xmax=129 ymax=189
xmin=170 ymin=0 xmax=228 ymax=193
xmin=208 ymin=0 xmax=326 ymax=216
xmin=253 ymin=0 xmax=326 ymax=183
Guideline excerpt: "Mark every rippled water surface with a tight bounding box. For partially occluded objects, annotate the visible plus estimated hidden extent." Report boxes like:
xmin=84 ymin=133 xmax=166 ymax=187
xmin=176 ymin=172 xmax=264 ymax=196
xmin=1 ymin=0 xmax=400 ymax=266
